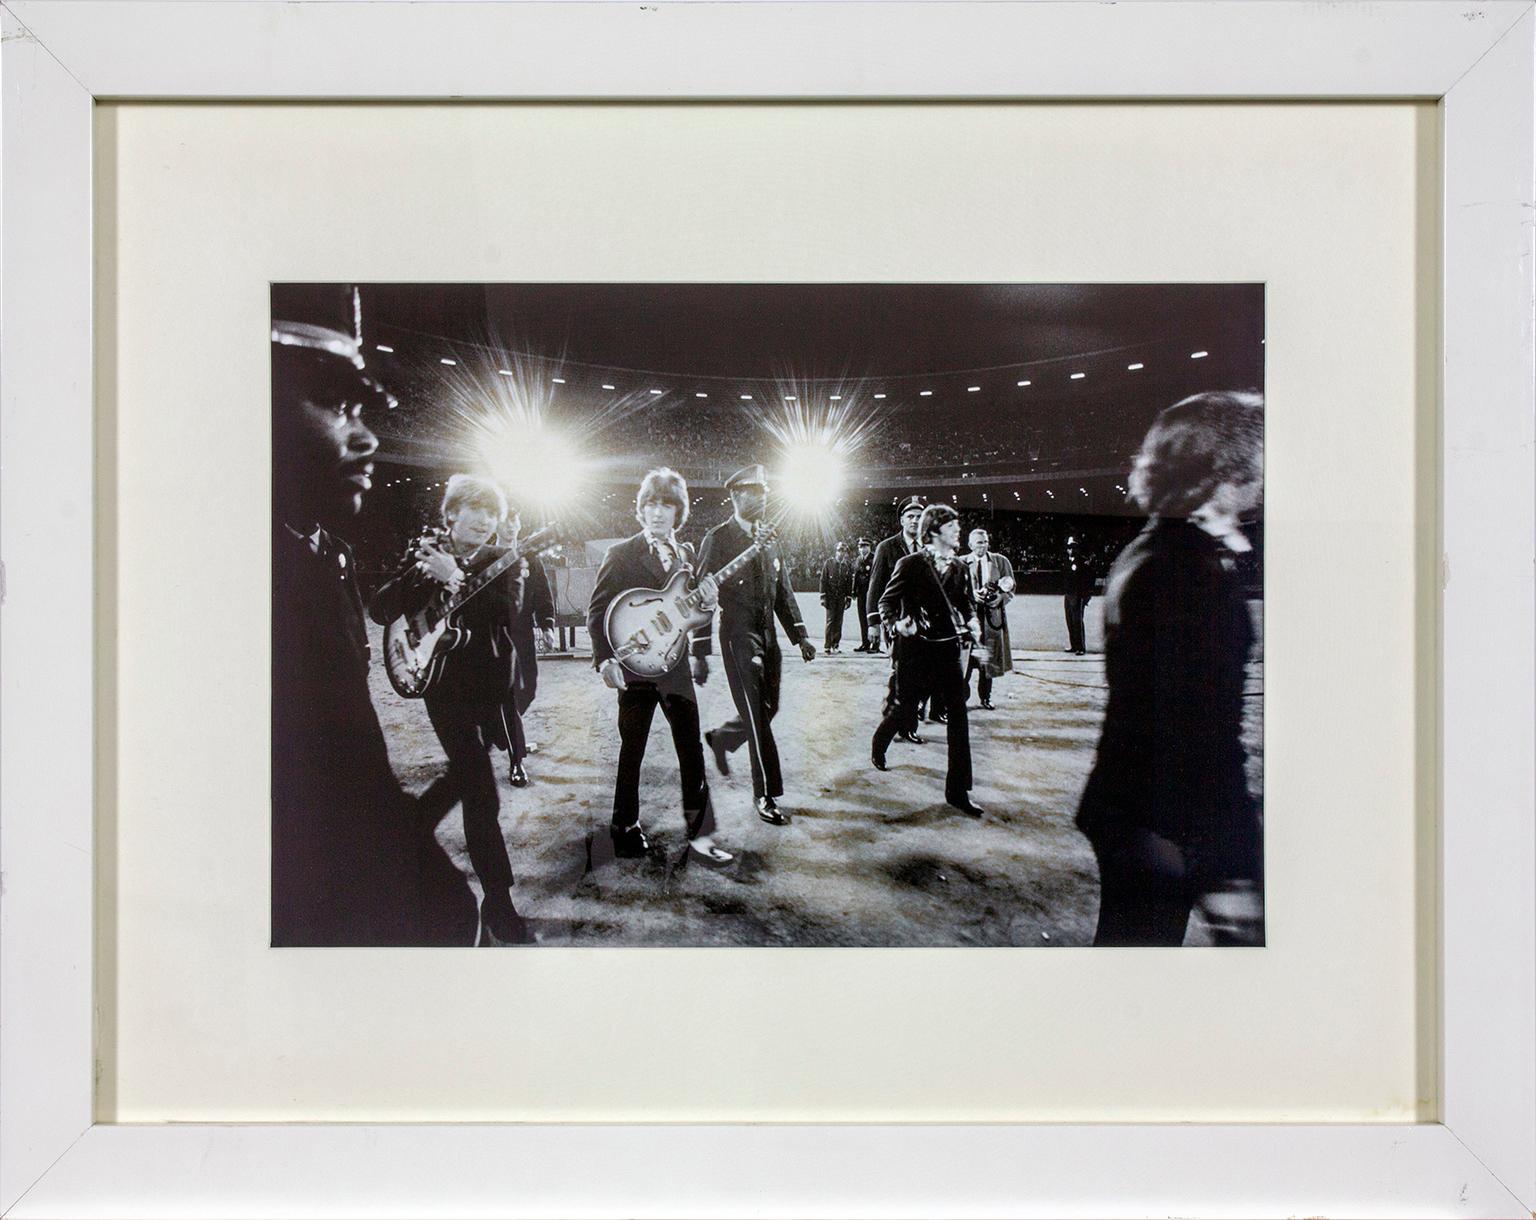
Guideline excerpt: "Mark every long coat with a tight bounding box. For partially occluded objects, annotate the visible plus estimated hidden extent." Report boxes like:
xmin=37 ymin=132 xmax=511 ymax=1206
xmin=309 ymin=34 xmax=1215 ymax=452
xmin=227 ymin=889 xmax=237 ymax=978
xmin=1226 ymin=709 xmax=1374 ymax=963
xmin=864 ymin=531 xmax=919 ymax=631
xmin=965 ymin=550 xmax=1015 ymax=677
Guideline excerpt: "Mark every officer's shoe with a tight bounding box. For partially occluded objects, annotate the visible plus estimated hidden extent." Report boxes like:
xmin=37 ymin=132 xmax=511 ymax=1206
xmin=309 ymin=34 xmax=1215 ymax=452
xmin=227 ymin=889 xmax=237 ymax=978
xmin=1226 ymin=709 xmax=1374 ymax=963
xmin=610 ymin=823 xmax=651 ymax=858
xmin=756 ymin=797 xmax=790 ymax=826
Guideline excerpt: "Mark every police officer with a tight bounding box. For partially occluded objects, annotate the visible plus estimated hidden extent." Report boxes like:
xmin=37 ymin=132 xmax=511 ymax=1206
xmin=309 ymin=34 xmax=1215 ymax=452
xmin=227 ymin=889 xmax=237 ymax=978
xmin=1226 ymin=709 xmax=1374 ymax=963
xmin=851 ymin=537 xmax=876 ymax=652
xmin=698 ymin=464 xmax=816 ymax=825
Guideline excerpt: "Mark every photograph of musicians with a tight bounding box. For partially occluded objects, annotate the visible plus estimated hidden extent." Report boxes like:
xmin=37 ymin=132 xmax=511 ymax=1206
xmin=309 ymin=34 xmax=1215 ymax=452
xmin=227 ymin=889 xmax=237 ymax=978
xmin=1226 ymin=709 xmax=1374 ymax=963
xmin=1063 ymin=534 xmax=1095 ymax=655
xmin=501 ymin=506 xmax=555 ymax=788
xmin=1075 ymin=391 xmax=1265 ymax=947
xmin=865 ymin=496 xmax=929 ymax=739
xmin=819 ymin=541 xmax=853 ymax=653
xmin=697 ymin=463 xmax=816 ymax=825
xmin=368 ymin=475 xmax=532 ymax=946
xmin=271 ymin=283 xmax=476 ymax=947
xmin=586 ymin=468 xmax=732 ymax=867
xmin=964 ymin=528 xmax=1015 ymax=710
xmin=851 ymin=538 xmax=876 ymax=652
xmin=870 ymin=503 xmax=986 ymax=816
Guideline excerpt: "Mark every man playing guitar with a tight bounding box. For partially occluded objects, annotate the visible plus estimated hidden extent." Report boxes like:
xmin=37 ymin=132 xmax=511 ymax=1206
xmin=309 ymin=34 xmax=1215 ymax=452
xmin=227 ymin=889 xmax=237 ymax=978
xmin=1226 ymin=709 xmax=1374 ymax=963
xmin=369 ymin=474 xmax=532 ymax=945
xmin=586 ymin=469 xmax=732 ymax=867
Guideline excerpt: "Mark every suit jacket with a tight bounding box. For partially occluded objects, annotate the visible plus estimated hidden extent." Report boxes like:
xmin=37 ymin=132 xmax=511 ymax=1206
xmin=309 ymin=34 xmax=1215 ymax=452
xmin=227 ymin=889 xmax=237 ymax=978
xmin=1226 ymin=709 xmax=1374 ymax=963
xmin=1064 ymin=553 xmax=1096 ymax=598
xmin=517 ymin=552 xmax=556 ymax=637
xmin=819 ymin=556 xmax=852 ymax=605
xmin=695 ymin=517 xmax=805 ymax=650
xmin=965 ymin=550 xmax=1015 ymax=676
xmin=852 ymin=553 xmax=874 ymax=593
xmin=272 ymin=523 xmax=472 ymax=946
xmin=878 ymin=549 xmax=977 ymax=643
xmin=1076 ymin=519 xmax=1259 ymax=884
xmin=586 ymin=531 xmax=710 ymax=674
xmin=865 ymin=531 xmax=919 ymax=626
xmin=369 ymin=540 xmax=525 ymax=707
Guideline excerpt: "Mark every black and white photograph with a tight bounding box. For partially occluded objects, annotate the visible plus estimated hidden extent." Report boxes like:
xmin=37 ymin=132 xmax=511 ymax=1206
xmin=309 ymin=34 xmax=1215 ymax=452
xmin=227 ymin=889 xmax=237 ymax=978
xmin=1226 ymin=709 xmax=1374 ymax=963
xmin=272 ymin=282 xmax=1265 ymax=949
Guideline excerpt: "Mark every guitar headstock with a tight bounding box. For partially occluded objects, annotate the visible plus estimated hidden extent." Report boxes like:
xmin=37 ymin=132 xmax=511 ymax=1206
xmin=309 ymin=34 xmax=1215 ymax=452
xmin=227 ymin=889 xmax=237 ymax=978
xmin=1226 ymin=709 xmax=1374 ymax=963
xmin=751 ymin=523 xmax=779 ymax=549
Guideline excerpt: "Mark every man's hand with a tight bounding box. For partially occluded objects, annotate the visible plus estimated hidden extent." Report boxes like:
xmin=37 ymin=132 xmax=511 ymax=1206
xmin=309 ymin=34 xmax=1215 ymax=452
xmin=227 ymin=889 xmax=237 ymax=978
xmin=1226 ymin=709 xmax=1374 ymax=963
xmin=600 ymin=658 xmax=628 ymax=690
xmin=799 ymin=639 xmax=817 ymax=662
xmin=416 ymin=540 xmax=464 ymax=590
xmin=892 ymin=615 xmax=919 ymax=637
xmin=695 ymin=574 xmax=719 ymax=609
xmin=690 ymin=656 xmax=709 ymax=685
xmin=539 ymin=627 xmax=558 ymax=652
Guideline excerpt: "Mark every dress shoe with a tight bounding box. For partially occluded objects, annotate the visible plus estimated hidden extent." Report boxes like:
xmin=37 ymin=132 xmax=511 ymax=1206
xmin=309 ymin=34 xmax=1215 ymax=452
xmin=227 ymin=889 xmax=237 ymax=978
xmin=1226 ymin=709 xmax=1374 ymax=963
xmin=928 ymin=711 xmax=948 ymax=725
xmin=479 ymin=895 xmax=534 ymax=946
xmin=684 ymin=840 xmax=735 ymax=870
xmin=508 ymin=761 xmax=528 ymax=787
xmin=610 ymin=823 xmax=651 ymax=858
xmin=946 ymin=795 xmax=986 ymax=818
xmin=756 ymin=796 xmax=790 ymax=826
xmin=705 ymin=729 xmax=730 ymax=776
xmin=1074 ymin=649 xmax=1087 ymax=656
xmin=979 ymin=699 xmax=995 ymax=710
xmin=897 ymin=730 xmax=925 ymax=745
xmin=871 ymin=745 xmax=889 ymax=771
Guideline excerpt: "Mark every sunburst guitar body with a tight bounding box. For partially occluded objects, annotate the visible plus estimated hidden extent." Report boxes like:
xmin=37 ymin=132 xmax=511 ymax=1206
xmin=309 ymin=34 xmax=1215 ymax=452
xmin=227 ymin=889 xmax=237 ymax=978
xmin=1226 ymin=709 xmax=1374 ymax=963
xmin=604 ymin=526 xmax=775 ymax=680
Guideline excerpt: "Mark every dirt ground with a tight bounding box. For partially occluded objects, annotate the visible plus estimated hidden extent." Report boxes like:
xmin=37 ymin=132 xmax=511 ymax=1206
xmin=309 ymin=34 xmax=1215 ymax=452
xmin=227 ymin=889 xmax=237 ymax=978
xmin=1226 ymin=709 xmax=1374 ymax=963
xmin=369 ymin=594 xmax=1263 ymax=947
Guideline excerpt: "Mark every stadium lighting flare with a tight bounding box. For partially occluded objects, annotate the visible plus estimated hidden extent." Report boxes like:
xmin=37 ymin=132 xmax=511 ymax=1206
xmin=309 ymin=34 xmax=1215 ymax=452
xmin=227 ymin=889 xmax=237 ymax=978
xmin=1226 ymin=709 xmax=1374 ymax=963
xmin=1191 ymin=350 xmax=1209 ymax=359
xmin=920 ymin=390 xmax=933 ymax=397
xmin=1070 ymin=372 xmax=1085 ymax=380
xmin=1017 ymin=379 xmax=1031 ymax=387
xmin=967 ymin=386 xmax=981 ymax=392
xmin=602 ymin=383 xmax=616 ymax=390
xmin=440 ymin=358 xmax=457 ymax=366
xmin=874 ymin=393 xmax=887 ymax=399
xmin=551 ymin=377 xmax=566 ymax=384
xmin=375 ymin=344 xmax=394 ymax=353
xmin=649 ymin=389 xmax=663 ymax=395
xmin=1127 ymin=362 xmax=1144 ymax=370
xmin=762 ymin=377 xmax=889 ymax=528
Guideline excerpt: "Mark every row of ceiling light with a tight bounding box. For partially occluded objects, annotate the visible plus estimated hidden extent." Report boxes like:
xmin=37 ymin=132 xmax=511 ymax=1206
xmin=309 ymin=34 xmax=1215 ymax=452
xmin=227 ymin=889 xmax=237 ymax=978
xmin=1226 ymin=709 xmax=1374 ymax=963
xmin=371 ymin=344 xmax=1240 ymax=402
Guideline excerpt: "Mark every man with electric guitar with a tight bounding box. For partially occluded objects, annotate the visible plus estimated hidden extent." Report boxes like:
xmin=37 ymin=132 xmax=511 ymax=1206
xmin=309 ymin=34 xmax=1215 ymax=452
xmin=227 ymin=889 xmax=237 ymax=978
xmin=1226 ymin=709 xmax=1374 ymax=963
xmin=369 ymin=474 xmax=534 ymax=946
xmin=696 ymin=464 xmax=817 ymax=826
xmin=586 ymin=468 xmax=732 ymax=867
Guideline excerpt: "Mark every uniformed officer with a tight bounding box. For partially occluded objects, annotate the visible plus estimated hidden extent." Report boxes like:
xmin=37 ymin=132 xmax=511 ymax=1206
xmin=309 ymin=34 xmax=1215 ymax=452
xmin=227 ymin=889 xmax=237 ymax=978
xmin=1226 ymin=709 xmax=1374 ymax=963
xmin=698 ymin=464 xmax=817 ymax=825
xmin=851 ymin=537 xmax=876 ymax=652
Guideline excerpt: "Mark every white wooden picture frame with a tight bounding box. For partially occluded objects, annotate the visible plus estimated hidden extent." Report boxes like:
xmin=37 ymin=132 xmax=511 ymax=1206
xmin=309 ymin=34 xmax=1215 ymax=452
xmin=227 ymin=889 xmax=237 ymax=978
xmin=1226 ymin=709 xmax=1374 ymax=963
xmin=1 ymin=2 xmax=1531 ymax=1215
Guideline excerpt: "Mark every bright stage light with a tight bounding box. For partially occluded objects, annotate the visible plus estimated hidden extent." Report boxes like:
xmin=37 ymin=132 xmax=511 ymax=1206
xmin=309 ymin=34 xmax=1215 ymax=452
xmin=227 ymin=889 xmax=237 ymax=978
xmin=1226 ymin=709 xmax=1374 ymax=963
xmin=483 ymin=420 xmax=589 ymax=514
xmin=776 ymin=440 xmax=847 ymax=515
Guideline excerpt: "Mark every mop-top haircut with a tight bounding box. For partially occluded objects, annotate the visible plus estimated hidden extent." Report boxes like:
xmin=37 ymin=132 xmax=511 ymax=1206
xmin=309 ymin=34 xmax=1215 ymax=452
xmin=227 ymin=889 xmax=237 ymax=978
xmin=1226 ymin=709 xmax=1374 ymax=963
xmin=441 ymin=473 xmax=508 ymax=525
xmin=635 ymin=467 xmax=690 ymax=528
xmin=1128 ymin=391 xmax=1264 ymax=518
xmin=918 ymin=502 xmax=960 ymax=544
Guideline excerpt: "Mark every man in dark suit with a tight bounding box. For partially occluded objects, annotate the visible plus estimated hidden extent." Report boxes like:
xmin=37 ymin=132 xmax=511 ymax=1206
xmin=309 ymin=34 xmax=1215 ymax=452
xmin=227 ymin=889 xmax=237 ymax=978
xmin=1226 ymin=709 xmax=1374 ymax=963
xmin=586 ymin=468 xmax=731 ymax=867
xmin=369 ymin=475 xmax=533 ymax=945
xmin=1063 ymin=533 xmax=1096 ymax=655
xmin=697 ymin=464 xmax=817 ymax=825
xmin=866 ymin=496 xmax=928 ymax=739
xmin=819 ymin=541 xmax=853 ymax=653
xmin=502 ymin=507 xmax=555 ymax=788
xmin=271 ymin=284 xmax=476 ymax=947
xmin=850 ymin=537 xmax=876 ymax=652
xmin=870 ymin=503 xmax=985 ymax=816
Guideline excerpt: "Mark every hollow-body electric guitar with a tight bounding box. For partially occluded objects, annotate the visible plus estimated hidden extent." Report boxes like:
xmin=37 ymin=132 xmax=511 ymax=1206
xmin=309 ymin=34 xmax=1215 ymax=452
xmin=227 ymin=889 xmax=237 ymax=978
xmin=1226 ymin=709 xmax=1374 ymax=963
xmin=382 ymin=523 xmax=559 ymax=698
xmin=605 ymin=526 xmax=777 ymax=680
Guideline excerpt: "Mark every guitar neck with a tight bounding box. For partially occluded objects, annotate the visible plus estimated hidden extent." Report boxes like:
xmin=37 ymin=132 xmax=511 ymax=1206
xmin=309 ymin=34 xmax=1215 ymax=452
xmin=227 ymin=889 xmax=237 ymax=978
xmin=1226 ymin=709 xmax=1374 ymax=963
xmin=447 ymin=528 xmax=554 ymax=612
xmin=681 ymin=538 xmax=764 ymax=612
